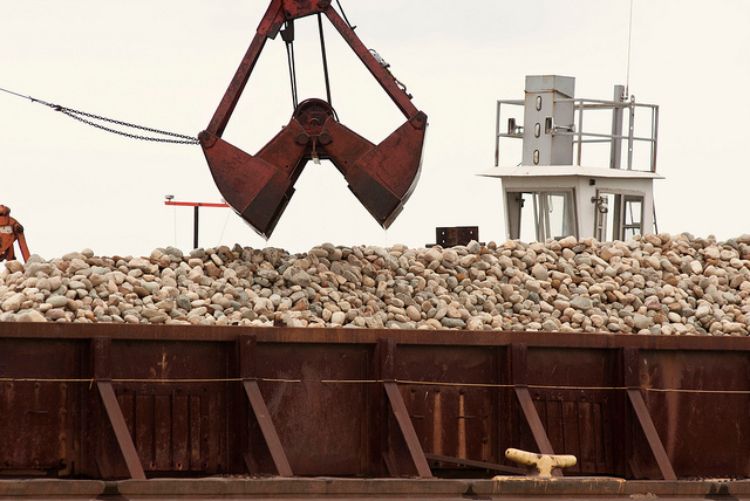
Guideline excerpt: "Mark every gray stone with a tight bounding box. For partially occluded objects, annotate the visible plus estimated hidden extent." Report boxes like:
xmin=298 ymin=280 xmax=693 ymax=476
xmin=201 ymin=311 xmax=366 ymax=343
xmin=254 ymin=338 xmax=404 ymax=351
xmin=284 ymin=267 xmax=312 ymax=287
xmin=440 ymin=317 xmax=466 ymax=329
xmin=570 ymin=296 xmax=593 ymax=311
xmin=633 ymin=314 xmax=653 ymax=330
xmin=330 ymin=311 xmax=346 ymax=325
xmin=174 ymin=295 xmax=190 ymax=310
xmin=542 ymin=319 xmax=559 ymax=331
xmin=689 ymin=260 xmax=703 ymax=275
xmin=531 ymin=263 xmax=549 ymax=281
xmin=46 ymin=295 xmax=69 ymax=308
xmin=26 ymin=262 xmax=54 ymax=276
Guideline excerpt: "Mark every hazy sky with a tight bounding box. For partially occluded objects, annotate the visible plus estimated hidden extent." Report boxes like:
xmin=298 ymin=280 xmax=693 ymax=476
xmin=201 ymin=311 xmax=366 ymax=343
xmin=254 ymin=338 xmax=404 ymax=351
xmin=2 ymin=1 xmax=748 ymax=258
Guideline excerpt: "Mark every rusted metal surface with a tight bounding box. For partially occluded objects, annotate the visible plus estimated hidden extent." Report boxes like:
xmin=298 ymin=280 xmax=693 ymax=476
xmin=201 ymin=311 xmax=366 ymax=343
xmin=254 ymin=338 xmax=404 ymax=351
xmin=3 ymin=477 xmax=750 ymax=499
xmin=200 ymin=0 xmax=427 ymax=238
xmin=93 ymin=337 xmax=146 ymax=480
xmin=238 ymin=335 xmax=293 ymax=477
xmin=243 ymin=380 xmax=293 ymax=477
xmin=0 ymin=205 xmax=30 ymax=262
xmin=519 ymin=346 xmax=616 ymax=477
xmin=384 ymin=382 xmax=433 ymax=478
xmin=638 ymin=349 xmax=750 ymax=479
xmin=511 ymin=345 xmax=556 ymax=460
xmin=434 ymin=226 xmax=480 ymax=247
xmin=626 ymin=388 xmax=676 ymax=480
xmin=516 ymin=388 xmax=556 ymax=456
xmin=250 ymin=342 xmax=371 ymax=476
xmin=623 ymin=348 xmax=676 ymax=481
xmin=424 ymin=453 xmax=525 ymax=475
xmin=1 ymin=323 xmax=749 ymax=482
xmin=0 ymin=337 xmax=80 ymax=475
xmin=97 ymin=382 xmax=146 ymax=480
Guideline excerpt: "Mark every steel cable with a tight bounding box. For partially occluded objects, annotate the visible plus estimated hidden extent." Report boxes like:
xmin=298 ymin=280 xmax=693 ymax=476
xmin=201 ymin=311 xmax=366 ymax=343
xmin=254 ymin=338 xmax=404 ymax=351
xmin=318 ymin=13 xmax=333 ymax=107
xmin=335 ymin=0 xmax=356 ymax=30
xmin=2 ymin=376 xmax=749 ymax=395
xmin=281 ymin=21 xmax=299 ymax=109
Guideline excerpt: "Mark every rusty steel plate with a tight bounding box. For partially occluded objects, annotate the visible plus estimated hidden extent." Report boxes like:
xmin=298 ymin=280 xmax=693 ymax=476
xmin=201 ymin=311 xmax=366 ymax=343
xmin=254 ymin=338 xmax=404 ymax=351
xmin=0 ymin=323 xmax=749 ymax=482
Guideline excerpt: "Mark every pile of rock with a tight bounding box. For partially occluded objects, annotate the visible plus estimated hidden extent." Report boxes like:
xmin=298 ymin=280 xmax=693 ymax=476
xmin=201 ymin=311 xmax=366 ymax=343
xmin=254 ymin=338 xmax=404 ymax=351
xmin=1 ymin=233 xmax=749 ymax=335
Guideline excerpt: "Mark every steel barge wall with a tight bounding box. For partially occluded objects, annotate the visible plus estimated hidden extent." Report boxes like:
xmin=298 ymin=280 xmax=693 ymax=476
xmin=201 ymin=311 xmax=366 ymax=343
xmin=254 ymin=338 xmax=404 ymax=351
xmin=0 ymin=323 xmax=748 ymax=481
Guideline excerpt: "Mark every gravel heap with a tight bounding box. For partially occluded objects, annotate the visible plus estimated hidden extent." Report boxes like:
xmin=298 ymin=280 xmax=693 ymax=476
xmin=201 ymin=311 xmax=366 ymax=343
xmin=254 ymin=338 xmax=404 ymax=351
xmin=1 ymin=233 xmax=750 ymax=335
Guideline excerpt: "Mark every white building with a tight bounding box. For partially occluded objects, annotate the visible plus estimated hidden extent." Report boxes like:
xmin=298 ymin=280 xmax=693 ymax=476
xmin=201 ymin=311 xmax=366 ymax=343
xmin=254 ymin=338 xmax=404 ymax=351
xmin=481 ymin=75 xmax=662 ymax=242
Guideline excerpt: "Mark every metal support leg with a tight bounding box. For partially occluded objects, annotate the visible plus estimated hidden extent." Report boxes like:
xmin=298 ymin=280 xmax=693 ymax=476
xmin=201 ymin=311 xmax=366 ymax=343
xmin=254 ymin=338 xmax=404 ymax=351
xmin=627 ymin=389 xmax=677 ymax=480
xmin=193 ymin=206 xmax=199 ymax=249
xmin=623 ymin=348 xmax=677 ymax=480
xmin=239 ymin=335 xmax=293 ymax=477
xmin=511 ymin=344 xmax=559 ymax=475
xmin=514 ymin=387 xmax=555 ymax=456
xmin=378 ymin=338 xmax=432 ymax=478
xmin=97 ymin=382 xmax=146 ymax=480
xmin=384 ymin=382 xmax=433 ymax=478
xmin=610 ymin=84 xmax=625 ymax=170
xmin=92 ymin=338 xmax=145 ymax=480
xmin=243 ymin=380 xmax=293 ymax=477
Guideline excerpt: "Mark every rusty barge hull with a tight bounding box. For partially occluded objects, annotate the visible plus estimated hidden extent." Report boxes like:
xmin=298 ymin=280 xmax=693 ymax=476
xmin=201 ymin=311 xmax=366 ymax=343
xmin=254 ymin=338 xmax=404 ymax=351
xmin=1 ymin=323 xmax=749 ymax=485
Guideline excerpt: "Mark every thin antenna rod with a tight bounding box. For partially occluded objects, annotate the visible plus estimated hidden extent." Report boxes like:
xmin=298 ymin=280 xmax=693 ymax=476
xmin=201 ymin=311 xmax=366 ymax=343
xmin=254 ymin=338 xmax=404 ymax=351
xmin=625 ymin=0 xmax=634 ymax=96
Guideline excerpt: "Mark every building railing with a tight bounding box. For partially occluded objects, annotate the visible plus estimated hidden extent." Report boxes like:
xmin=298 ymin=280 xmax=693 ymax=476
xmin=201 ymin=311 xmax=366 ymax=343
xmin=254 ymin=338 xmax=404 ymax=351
xmin=494 ymin=96 xmax=659 ymax=173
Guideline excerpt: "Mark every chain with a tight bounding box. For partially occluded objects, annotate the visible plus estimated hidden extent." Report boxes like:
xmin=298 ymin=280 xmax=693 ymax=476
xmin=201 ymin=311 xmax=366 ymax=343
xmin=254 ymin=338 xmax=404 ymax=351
xmin=0 ymin=85 xmax=199 ymax=145
xmin=59 ymin=109 xmax=199 ymax=144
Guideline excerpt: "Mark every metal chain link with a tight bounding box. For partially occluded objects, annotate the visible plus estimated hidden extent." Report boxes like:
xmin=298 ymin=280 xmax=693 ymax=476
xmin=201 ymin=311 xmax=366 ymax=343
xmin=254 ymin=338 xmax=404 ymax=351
xmin=0 ymin=86 xmax=199 ymax=145
xmin=58 ymin=109 xmax=199 ymax=144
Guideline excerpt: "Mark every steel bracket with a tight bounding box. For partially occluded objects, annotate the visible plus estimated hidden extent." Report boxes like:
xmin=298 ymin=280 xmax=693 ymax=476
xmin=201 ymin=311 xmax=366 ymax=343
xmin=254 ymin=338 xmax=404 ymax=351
xmin=622 ymin=347 xmax=677 ymax=480
xmin=238 ymin=335 xmax=293 ymax=477
xmin=92 ymin=337 xmax=145 ymax=480
xmin=510 ymin=344 xmax=557 ymax=455
xmin=377 ymin=339 xmax=433 ymax=478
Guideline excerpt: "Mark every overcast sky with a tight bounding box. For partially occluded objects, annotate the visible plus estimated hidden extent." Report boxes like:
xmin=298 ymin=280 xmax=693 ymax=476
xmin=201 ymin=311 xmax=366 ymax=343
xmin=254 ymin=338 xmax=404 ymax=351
xmin=1 ymin=1 xmax=748 ymax=258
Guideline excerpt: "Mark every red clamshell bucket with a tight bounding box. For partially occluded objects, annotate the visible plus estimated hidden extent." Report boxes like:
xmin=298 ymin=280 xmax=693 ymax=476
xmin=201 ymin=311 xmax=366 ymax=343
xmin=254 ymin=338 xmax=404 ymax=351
xmin=199 ymin=0 xmax=428 ymax=238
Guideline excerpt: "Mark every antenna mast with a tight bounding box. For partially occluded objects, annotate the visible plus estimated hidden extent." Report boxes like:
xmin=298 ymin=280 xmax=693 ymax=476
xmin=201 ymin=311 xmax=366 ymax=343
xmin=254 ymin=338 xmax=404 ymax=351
xmin=625 ymin=0 xmax=635 ymax=96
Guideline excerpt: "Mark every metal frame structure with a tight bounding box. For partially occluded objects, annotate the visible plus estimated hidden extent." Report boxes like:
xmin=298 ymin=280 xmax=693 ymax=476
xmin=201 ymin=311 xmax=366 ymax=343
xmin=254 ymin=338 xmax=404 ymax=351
xmin=495 ymin=96 xmax=659 ymax=173
xmin=163 ymin=200 xmax=230 ymax=249
xmin=484 ymin=77 xmax=663 ymax=242
xmin=2 ymin=324 xmax=748 ymax=481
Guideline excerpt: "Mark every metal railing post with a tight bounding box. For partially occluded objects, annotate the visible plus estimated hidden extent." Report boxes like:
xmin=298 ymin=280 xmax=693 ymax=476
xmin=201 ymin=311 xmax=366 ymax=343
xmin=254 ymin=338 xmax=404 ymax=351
xmin=495 ymin=100 xmax=502 ymax=167
xmin=627 ymin=98 xmax=636 ymax=170
xmin=610 ymin=85 xmax=625 ymax=169
xmin=651 ymin=106 xmax=659 ymax=172
xmin=577 ymin=99 xmax=584 ymax=166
